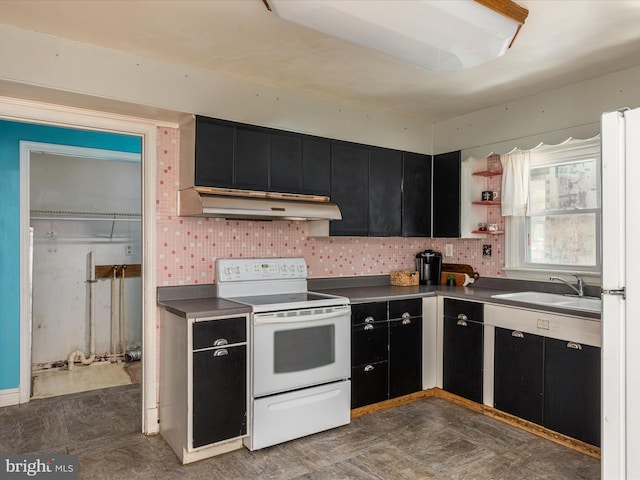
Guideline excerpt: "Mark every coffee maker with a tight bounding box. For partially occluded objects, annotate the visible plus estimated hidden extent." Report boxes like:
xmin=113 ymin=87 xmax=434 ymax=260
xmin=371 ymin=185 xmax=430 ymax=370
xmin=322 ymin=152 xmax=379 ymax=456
xmin=415 ymin=250 xmax=443 ymax=285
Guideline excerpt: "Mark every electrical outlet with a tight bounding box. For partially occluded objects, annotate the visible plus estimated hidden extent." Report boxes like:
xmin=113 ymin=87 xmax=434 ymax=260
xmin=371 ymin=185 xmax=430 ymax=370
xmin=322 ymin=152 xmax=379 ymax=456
xmin=445 ymin=244 xmax=453 ymax=257
xmin=125 ymin=244 xmax=133 ymax=256
xmin=482 ymin=244 xmax=492 ymax=257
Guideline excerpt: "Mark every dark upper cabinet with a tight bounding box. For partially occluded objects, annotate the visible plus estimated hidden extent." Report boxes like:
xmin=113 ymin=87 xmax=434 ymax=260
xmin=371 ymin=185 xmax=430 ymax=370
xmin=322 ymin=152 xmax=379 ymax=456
xmin=432 ymin=150 xmax=461 ymax=237
xmin=270 ymin=131 xmax=302 ymax=193
xmin=369 ymin=147 xmax=402 ymax=237
xmin=193 ymin=116 xmax=235 ymax=188
xmin=235 ymin=126 xmax=269 ymax=191
xmin=330 ymin=141 xmax=369 ymax=236
xmin=301 ymin=136 xmax=332 ymax=197
xmin=494 ymin=328 xmax=544 ymax=425
xmin=402 ymin=152 xmax=432 ymax=237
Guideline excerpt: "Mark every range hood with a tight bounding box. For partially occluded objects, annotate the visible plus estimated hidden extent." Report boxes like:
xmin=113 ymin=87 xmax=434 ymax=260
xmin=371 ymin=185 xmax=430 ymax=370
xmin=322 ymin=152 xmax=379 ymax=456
xmin=178 ymin=187 xmax=342 ymax=221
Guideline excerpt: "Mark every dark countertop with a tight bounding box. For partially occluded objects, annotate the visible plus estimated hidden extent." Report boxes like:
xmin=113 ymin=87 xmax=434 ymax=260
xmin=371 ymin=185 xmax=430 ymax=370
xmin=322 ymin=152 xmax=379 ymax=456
xmin=314 ymin=284 xmax=600 ymax=320
xmin=157 ymin=277 xmax=601 ymax=320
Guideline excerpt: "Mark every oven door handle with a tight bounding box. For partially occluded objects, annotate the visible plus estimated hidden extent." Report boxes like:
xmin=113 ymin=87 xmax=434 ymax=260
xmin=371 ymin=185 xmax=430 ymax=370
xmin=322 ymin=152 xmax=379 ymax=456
xmin=254 ymin=309 xmax=349 ymax=325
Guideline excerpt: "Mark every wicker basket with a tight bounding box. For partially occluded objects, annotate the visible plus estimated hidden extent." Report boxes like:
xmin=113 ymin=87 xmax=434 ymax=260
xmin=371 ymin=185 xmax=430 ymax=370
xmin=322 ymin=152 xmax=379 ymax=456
xmin=390 ymin=270 xmax=419 ymax=286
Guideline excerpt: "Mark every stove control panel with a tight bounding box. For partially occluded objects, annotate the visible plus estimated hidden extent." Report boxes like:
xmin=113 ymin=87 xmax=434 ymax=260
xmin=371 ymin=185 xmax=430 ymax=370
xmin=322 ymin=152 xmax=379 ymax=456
xmin=217 ymin=257 xmax=307 ymax=282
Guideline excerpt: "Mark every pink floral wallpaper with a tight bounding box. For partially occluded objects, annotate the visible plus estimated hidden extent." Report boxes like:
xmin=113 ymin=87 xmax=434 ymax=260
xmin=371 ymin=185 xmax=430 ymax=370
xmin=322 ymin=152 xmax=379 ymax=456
xmin=156 ymin=128 xmax=505 ymax=286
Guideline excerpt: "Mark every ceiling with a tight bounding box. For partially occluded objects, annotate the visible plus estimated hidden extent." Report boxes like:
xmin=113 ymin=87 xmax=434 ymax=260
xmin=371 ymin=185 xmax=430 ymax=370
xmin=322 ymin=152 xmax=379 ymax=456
xmin=2 ymin=0 xmax=640 ymax=123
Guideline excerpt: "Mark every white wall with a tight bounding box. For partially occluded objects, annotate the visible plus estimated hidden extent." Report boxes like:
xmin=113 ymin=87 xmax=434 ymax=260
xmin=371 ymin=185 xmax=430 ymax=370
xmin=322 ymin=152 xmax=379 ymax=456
xmin=0 ymin=23 xmax=433 ymax=155
xmin=434 ymin=65 xmax=640 ymax=157
xmin=31 ymin=241 xmax=142 ymax=364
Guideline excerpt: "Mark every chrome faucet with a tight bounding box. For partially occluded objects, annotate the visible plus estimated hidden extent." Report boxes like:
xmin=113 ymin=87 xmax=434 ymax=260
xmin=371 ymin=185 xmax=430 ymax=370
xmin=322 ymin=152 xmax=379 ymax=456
xmin=549 ymin=274 xmax=584 ymax=296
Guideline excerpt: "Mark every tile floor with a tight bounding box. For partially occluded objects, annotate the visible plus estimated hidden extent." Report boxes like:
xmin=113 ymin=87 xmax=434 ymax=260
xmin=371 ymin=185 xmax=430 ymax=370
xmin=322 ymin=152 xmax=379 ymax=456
xmin=0 ymin=385 xmax=600 ymax=479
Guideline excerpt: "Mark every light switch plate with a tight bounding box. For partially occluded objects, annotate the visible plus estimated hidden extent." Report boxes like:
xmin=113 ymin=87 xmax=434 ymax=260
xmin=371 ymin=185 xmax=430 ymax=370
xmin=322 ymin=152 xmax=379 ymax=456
xmin=445 ymin=244 xmax=453 ymax=257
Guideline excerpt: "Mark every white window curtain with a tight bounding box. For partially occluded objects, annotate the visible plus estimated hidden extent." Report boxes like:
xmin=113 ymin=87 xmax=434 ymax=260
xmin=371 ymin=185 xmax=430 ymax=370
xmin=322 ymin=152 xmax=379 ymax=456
xmin=500 ymin=149 xmax=530 ymax=216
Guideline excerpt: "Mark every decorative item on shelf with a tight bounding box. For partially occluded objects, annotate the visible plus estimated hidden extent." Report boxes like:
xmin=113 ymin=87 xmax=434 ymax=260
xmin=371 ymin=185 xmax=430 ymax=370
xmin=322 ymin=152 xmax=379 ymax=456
xmin=481 ymin=191 xmax=500 ymax=201
xmin=488 ymin=223 xmax=499 ymax=232
xmin=446 ymin=274 xmax=457 ymax=286
xmin=390 ymin=270 xmax=419 ymax=287
xmin=478 ymin=222 xmax=487 ymax=231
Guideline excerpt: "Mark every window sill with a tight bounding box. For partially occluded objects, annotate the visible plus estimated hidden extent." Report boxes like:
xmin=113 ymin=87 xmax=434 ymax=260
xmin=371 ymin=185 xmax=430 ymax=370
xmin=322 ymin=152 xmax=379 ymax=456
xmin=502 ymin=267 xmax=601 ymax=285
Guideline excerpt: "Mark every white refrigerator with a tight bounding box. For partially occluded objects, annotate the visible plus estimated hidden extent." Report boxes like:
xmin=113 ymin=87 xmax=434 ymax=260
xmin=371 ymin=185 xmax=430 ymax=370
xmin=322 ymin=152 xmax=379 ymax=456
xmin=601 ymin=108 xmax=640 ymax=479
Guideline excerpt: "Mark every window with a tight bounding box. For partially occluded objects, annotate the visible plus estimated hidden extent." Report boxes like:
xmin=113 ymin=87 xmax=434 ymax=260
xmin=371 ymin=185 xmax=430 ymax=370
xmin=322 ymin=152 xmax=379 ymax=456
xmin=504 ymin=137 xmax=601 ymax=280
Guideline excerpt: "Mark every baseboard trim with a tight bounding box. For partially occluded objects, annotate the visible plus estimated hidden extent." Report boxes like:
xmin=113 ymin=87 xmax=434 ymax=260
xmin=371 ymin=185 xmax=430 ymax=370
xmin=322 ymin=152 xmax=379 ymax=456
xmin=351 ymin=387 xmax=601 ymax=460
xmin=0 ymin=388 xmax=20 ymax=407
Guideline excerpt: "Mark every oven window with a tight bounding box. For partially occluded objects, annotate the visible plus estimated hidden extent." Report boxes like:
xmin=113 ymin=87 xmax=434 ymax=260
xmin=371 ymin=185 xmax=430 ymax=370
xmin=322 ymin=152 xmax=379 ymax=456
xmin=274 ymin=325 xmax=335 ymax=373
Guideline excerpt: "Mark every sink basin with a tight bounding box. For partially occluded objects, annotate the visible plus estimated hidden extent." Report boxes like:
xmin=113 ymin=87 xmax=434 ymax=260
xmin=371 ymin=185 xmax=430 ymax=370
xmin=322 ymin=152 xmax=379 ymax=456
xmin=491 ymin=291 xmax=601 ymax=313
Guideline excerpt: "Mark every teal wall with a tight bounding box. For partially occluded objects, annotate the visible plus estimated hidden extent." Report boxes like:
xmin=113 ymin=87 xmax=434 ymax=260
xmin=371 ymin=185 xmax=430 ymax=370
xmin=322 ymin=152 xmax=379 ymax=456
xmin=0 ymin=119 xmax=141 ymax=390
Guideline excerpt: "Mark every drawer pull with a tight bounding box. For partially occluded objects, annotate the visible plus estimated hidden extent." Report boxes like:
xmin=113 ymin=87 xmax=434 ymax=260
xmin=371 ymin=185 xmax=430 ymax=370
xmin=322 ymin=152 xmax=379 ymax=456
xmin=567 ymin=342 xmax=583 ymax=350
xmin=213 ymin=349 xmax=229 ymax=357
xmin=512 ymin=331 xmax=524 ymax=338
xmin=213 ymin=338 xmax=229 ymax=347
xmin=364 ymin=324 xmax=374 ymax=331
xmin=364 ymin=364 xmax=374 ymax=372
xmin=402 ymin=318 xmax=411 ymax=325
xmin=457 ymin=313 xmax=468 ymax=321
xmin=456 ymin=319 xmax=468 ymax=327
xmin=364 ymin=316 xmax=375 ymax=323
xmin=402 ymin=312 xmax=411 ymax=320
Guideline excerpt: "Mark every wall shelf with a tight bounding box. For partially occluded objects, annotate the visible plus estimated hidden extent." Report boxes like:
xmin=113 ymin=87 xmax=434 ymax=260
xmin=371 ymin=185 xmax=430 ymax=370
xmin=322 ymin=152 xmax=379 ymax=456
xmin=472 ymin=200 xmax=501 ymax=206
xmin=471 ymin=230 xmax=504 ymax=235
xmin=472 ymin=169 xmax=503 ymax=177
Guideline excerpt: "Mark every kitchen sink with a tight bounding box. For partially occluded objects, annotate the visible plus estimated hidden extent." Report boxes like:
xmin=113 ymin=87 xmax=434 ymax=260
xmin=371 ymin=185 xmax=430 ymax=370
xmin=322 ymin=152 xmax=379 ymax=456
xmin=491 ymin=291 xmax=601 ymax=313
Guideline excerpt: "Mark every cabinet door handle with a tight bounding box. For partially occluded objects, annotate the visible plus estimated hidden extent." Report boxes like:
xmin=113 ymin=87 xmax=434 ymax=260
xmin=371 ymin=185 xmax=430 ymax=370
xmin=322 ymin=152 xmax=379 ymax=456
xmin=456 ymin=319 xmax=468 ymax=327
xmin=512 ymin=331 xmax=524 ymax=338
xmin=457 ymin=313 xmax=468 ymax=321
xmin=364 ymin=316 xmax=375 ymax=323
xmin=402 ymin=318 xmax=411 ymax=325
xmin=213 ymin=348 xmax=229 ymax=356
xmin=364 ymin=324 xmax=374 ymax=331
xmin=567 ymin=342 xmax=583 ymax=350
xmin=364 ymin=364 xmax=374 ymax=372
xmin=213 ymin=338 xmax=229 ymax=347
xmin=402 ymin=312 xmax=411 ymax=320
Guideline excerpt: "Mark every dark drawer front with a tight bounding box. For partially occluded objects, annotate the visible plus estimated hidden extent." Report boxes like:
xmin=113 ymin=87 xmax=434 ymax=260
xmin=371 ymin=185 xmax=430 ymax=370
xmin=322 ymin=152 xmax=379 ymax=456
xmin=352 ymin=323 xmax=389 ymax=366
xmin=351 ymin=302 xmax=388 ymax=325
xmin=351 ymin=361 xmax=389 ymax=409
xmin=193 ymin=317 xmax=246 ymax=350
xmin=389 ymin=298 xmax=422 ymax=319
xmin=444 ymin=298 xmax=484 ymax=323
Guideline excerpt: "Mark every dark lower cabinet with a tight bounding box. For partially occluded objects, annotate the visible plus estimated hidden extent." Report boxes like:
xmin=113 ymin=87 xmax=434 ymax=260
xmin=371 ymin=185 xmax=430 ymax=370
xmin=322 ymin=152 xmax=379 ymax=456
xmin=351 ymin=299 xmax=423 ymax=408
xmin=494 ymin=328 xmax=544 ymax=424
xmin=442 ymin=298 xmax=483 ymax=403
xmin=492 ymin=324 xmax=601 ymax=447
xmin=351 ymin=320 xmax=389 ymax=409
xmin=192 ymin=345 xmax=247 ymax=448
xmin=389 ymin=315 xmax=422 ymax=398
xmin=544 ymin=338 xmax=601 ymax=447
xmin=160 ymin=312 xmax=248 ymax=463
xmin=351 ymin=361 xmax=389 ymax=409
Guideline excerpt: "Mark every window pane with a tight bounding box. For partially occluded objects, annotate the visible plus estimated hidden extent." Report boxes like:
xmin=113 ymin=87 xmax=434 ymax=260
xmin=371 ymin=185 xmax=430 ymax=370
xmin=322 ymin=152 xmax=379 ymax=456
xmin=529 ymin=160 xmax=598 ymax=213
xmin=528 ymin=213 xmax=597 ymax=266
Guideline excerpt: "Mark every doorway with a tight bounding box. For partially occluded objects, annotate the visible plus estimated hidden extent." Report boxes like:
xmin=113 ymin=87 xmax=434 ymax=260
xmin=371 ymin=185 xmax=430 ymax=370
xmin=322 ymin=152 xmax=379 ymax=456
xmin=25 ymin=143 xmax=142 ymax=399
